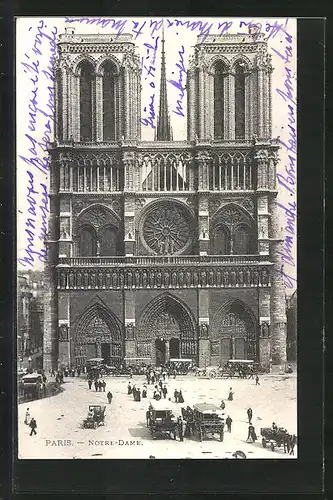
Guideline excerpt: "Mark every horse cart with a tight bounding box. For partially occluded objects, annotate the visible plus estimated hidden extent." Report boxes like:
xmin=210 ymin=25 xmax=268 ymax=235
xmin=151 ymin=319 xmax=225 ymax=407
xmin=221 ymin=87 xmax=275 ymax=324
xmin=83 ymin=405 xmax=106 ymax=429
xmin=260 ymin=427 xmax=289 ymax=452
xmin=193 ymin=403 xmax=225 ymax=442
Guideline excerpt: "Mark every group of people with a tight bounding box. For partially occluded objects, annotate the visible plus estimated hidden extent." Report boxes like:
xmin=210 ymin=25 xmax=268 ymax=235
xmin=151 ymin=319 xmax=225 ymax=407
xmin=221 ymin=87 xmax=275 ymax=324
xmin=128 ymin=382 xmax=148 ymax=401
xmin=87 ymin=378 xmax=107 ymax=392
xmin=146 ymin=367 xmax=169 ymax=385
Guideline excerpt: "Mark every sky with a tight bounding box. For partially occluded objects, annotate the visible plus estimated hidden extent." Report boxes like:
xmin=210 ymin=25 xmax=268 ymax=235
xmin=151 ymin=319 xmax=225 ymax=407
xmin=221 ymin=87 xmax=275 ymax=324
xmin=16 ymin=17 xmax=297 ymax=293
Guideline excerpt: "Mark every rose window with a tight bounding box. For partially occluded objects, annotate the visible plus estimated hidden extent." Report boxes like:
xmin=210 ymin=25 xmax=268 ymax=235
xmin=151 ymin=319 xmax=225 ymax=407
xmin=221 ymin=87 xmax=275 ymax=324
xmin=142 ymin=204 xmax=191 ymax=255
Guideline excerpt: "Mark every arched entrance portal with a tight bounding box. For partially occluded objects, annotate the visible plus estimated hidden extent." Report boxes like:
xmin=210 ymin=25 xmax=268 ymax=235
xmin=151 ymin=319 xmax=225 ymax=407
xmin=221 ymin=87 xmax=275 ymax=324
xmin=211 ymin=300 xmax=257 ymax=366
xmin=73 ymin=301 xmax=123 ymax=367
xmin=138 ymin=293 xmax=197 ymax=365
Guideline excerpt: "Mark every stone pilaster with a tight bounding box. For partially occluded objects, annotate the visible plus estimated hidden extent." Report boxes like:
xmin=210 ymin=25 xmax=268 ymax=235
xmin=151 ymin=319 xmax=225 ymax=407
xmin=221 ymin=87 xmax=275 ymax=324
xmin=269 ymin=198 xmax=287 ymax=365
xmin=198 ymin=68 xmax=205 ymax=139
xmin=95 ymin=73 xmax=103 ymax=141
xmin=187 ymin=68 xmax=195 ymax=141
xmin=227 ymin=72 xmax=235 ymax=140
xmin=124 ymin=291 xmax=136 ymax=358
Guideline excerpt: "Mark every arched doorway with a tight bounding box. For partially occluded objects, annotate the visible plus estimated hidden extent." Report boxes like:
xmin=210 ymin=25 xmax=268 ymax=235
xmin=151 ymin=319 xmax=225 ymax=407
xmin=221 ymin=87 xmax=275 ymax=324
xmin=137 ymin=293 xmax=197 ymax=365
xmin=73 ymin=301 xmax=123 ymax=367
xmin=211 ymin=300 xmax=257 ymax=366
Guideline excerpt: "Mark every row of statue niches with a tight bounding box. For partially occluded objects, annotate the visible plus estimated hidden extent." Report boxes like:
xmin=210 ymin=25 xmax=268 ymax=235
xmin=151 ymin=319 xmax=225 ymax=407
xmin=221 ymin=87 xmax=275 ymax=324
xmin=58 ymin=268 xmax=270 ymax=289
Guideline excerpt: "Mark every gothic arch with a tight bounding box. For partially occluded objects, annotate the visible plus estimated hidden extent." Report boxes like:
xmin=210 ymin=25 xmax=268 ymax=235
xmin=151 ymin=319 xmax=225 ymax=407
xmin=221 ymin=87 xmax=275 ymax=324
xmin=210 ymin=203 xmax=255 ymax=254
xmin=137 ymin=292 xmax=198 ymax=361
xmin=95 ymin=55 xmax=121 ymax=75
xmin=230 ymin=55 xmax=252 ymax=71
xmin=209 ymin=55 xmax=231 ymax=72
xmin=211 ymin=298 xmax=258 ymax=363
xmin=72 ymin=56 xmax=96 ymax=76
xmin=76 ymin=203 xmax=121 ymax=230
xmin=72 ymin=297 xmax=123 ymax=366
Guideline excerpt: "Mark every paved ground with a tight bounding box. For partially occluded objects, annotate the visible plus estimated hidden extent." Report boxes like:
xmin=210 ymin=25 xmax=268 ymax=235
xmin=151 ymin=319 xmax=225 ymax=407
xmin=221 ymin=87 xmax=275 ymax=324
xmin=18 ymin=374 xmax=297 ymax=460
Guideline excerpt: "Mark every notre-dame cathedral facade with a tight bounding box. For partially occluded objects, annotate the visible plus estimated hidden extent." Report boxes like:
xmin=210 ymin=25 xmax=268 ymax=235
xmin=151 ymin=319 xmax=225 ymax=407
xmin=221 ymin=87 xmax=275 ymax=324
xmin=43 ymin=27 xmax=287 ymax=371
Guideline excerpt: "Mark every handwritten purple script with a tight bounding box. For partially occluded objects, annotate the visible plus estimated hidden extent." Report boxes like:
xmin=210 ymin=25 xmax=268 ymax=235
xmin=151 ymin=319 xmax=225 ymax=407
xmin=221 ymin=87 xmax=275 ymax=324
xmin=168 ymin=45 xmax=186 ymax=117
xmin=17 ymin=20 xmax=57 ymax=268
xmin=272 ymin=19 xmax=297 ymax=289
xmin=140 ymin=36 xmax=159 ymax=129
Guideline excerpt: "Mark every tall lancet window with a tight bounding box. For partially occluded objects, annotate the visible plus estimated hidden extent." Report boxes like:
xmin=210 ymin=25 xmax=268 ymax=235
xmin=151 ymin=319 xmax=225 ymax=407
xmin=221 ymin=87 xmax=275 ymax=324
xmin=214 ymin=62 xmax=226 ymax=139
xmin=102 ymin=62 xmax=117 ymax=141
xmin=235 ymin=62 xmax=246 ymax=139
xmin=79 ymin=61 xmax=94 ymax=141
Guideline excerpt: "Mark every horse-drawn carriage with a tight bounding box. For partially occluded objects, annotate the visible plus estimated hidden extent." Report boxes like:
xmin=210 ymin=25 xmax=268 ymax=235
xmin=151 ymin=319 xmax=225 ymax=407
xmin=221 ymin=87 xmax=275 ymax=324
xmin=260 ymin=426 xmax=296 ymax=452
xmin=193 ymin=403 xmax=225 ymax=442
xmin=82 ymin=405 xmax=106 ymax=429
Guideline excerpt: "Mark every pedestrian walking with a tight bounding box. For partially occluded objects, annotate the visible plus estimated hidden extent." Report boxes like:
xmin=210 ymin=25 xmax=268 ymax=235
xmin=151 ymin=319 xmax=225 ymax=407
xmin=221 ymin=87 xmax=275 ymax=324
xmin=246 ymin=425 xmax=257 ymax=443
xmin=24 ymin=408 xmax=31 ymax=425
xmin=136 ymin=388 xmax=141 ymax=402
xmin=77 ymin=367 xmax=81 ymax=377
xmin=102 ymin=380 xmax=106 ymax=392
xmin=228 ymin=388 xmax=234 ymax=401
xmin=29 ymin=417 xmax=37 ymax=436
xmin=178 ymin=390 xmax=184 ymax=404
xmin=255 ymin=375 xmax=260 ymax=385
xmin=162 ymin=385 xmax=168 ymax=399
xmin=88 ymin=379 xmax=92 ymax=390
xmin=107 ymin=391 xmax=113 ymax=404
xmin=99 ymin=381 xmax=103 ymax=392
xmin=177 ymin=417 xmax=185 ymax=442
xmin=142 ymin=384 xmax=147 ymax=398
xmin=174 ymin=389 xmax=179 ymax=403
xmin=220 ymin=400 xmax=225 ymax=410
xmin=247 ymin=407 xmax=253 ymax=424
xmin=94 ymin=380 xmax=98 ymax=392
xmin=127 ymin=381 xmax=132 ymax=395
xmin=226 ymin=415 xmax=232 ymax=432
xmin=146 ymin=410 xmax=150 ymax=428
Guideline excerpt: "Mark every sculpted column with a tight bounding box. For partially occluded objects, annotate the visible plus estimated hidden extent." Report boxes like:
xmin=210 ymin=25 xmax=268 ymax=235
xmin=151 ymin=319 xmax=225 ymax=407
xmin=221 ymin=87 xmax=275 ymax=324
xmin=95 ymin=72 xmax=103 ymax=141
xmin=227 ymin=71 xmax=235 ymax=140
xmin=186 ymin=65 xmax=195 ymax=141
xmin=123 ymin=151 xmax=136 ymax=256
xmin=197 ymin=150 xmax=210 ymax=255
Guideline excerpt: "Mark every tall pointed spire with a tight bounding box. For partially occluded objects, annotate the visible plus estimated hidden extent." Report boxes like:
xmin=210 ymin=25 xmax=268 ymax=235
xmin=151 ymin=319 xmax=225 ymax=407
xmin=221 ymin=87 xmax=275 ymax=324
xmin=156 ymin=20 xmax=172 ymax=141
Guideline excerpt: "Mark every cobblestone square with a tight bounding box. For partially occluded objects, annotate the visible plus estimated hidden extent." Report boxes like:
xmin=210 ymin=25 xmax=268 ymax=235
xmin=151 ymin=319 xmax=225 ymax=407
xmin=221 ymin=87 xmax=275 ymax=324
xmin=18 ymin=373 xmax=297 ymax=459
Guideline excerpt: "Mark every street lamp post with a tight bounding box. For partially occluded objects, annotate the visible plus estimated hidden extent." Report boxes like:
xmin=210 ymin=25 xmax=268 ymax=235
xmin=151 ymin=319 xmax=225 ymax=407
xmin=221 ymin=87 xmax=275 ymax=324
xmin=28 ymin=356 xmax=32 ymax=372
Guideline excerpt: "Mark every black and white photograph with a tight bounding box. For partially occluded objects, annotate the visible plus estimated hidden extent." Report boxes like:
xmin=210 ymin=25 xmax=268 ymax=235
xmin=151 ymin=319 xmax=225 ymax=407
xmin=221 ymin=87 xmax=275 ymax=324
xmin=16 ymin=16 xmax=297 ymax=460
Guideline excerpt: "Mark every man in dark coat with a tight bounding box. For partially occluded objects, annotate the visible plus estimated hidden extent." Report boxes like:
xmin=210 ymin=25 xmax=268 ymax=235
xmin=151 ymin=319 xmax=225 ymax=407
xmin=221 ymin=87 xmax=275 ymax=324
xmin=255 ymin=375 xmax=260 ymax=385
xmin=174 ymin=389 xmax=179 ymax=403
xmin=177 ymin=417 xmax=184 ymax=442
xmin=178 ymin=390 xmax=184 ymax=404
xmin=226 ymin=415 xmax=232 ymax=432
xmin=29 ymin=417 xmax=37 ymax=436
xmin=246 ymin=425 xmax=257 ymax=442
xmin=107 ymin=391 xmax=113 ymax=404
xmin=88 ymin=379 xmax=92 ymax=390
xmin=162 ymin=385 xmax=168 ymax=399
xmin=94 ymin=380 xmax=98 ymax=392
xmin=128 ymin=382 xmax=132 ymax=395
xmin=228 ymin=388 xmax=234 ymax=401
xmin=247 ymin=407 xmax=253 ymax=424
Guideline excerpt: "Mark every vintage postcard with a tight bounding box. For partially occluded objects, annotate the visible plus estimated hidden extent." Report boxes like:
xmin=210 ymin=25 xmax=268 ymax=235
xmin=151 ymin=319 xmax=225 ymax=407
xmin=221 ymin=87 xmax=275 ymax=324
xmin=16 ymin=16 xmax=297 ymax=460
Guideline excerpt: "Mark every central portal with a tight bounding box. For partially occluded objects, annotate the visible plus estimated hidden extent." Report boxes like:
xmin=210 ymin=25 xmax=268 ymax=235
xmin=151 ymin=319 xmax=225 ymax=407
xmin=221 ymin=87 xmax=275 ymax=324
xmin=155 ymin=338 xmax=166 ymax=366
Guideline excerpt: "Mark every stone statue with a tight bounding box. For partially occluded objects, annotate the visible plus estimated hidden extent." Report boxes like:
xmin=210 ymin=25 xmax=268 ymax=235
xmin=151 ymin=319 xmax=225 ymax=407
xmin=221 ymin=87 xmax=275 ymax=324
xmin=164 ymin=271 xmax=169 ymax=288
xmin=84 ymin=272 xmax=89 ymax=287
xmin=112 ymin=272 xmax=118 ymax=288
xmin=142 ymin=271 xmax=148 ymax=288
xmin=253 ymin=270 xmax=259 ymax=286
xmin=200 ymin=322 xmax=209 ymax=339
xmin=77 ymin=272 xmax=82 ymax=288
xmin=105 ymin=272 xmax=111 ymax=288
xmin=245 ymin=269 xmax=251 ymax=286
xmin=200 ymin=270 xmax=207 ymax=287
xmin=261 ymin=322 xmax=270 ymax=338
xmin=209 ymin=270 xmax=214 ymax=287
xmin=149 ymin=271 xmax=155 ymax=288
xmin=216 ymin=269 xmax=222 ymax=286
xmin=90 ymin=273 xmax=96 ymax=288
xmin=126 ymin=323 xmax=135 ymax=339
xmin=119 ymin=272 xmax=124 ymax=288
xmin=230 ymin=270 xmax=236 ymax=286
xmin=179 ymin=271 xmax=184 ymax=287
xmin=98 ymin=272 xmax=104 ymax=288
xmin=171 ymin=271 xmax=177 ymax=288
xmin=238 ymin=269 xmax=244 ymax=286
xmin=135 ymin=270 xmax=141 ymax=288
xmin=127 ymin=271 xmax=133 ymax=288
xmin=156 ymin=271 xmax=162 ymax=287
xmin=69 ymin=272 xmax=75 ymax=288
xmin=186 ymin=270 xmax=192 ymax=287
xmin=58 ymin=325 xmax=68 ymax=341
xmin=193 ymin=271 xmax=199 ymax=287
xmin=223 ymin=270 xmax=229 ymax=286
xmin=261 ymin=270 xmax=268 ymax=285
